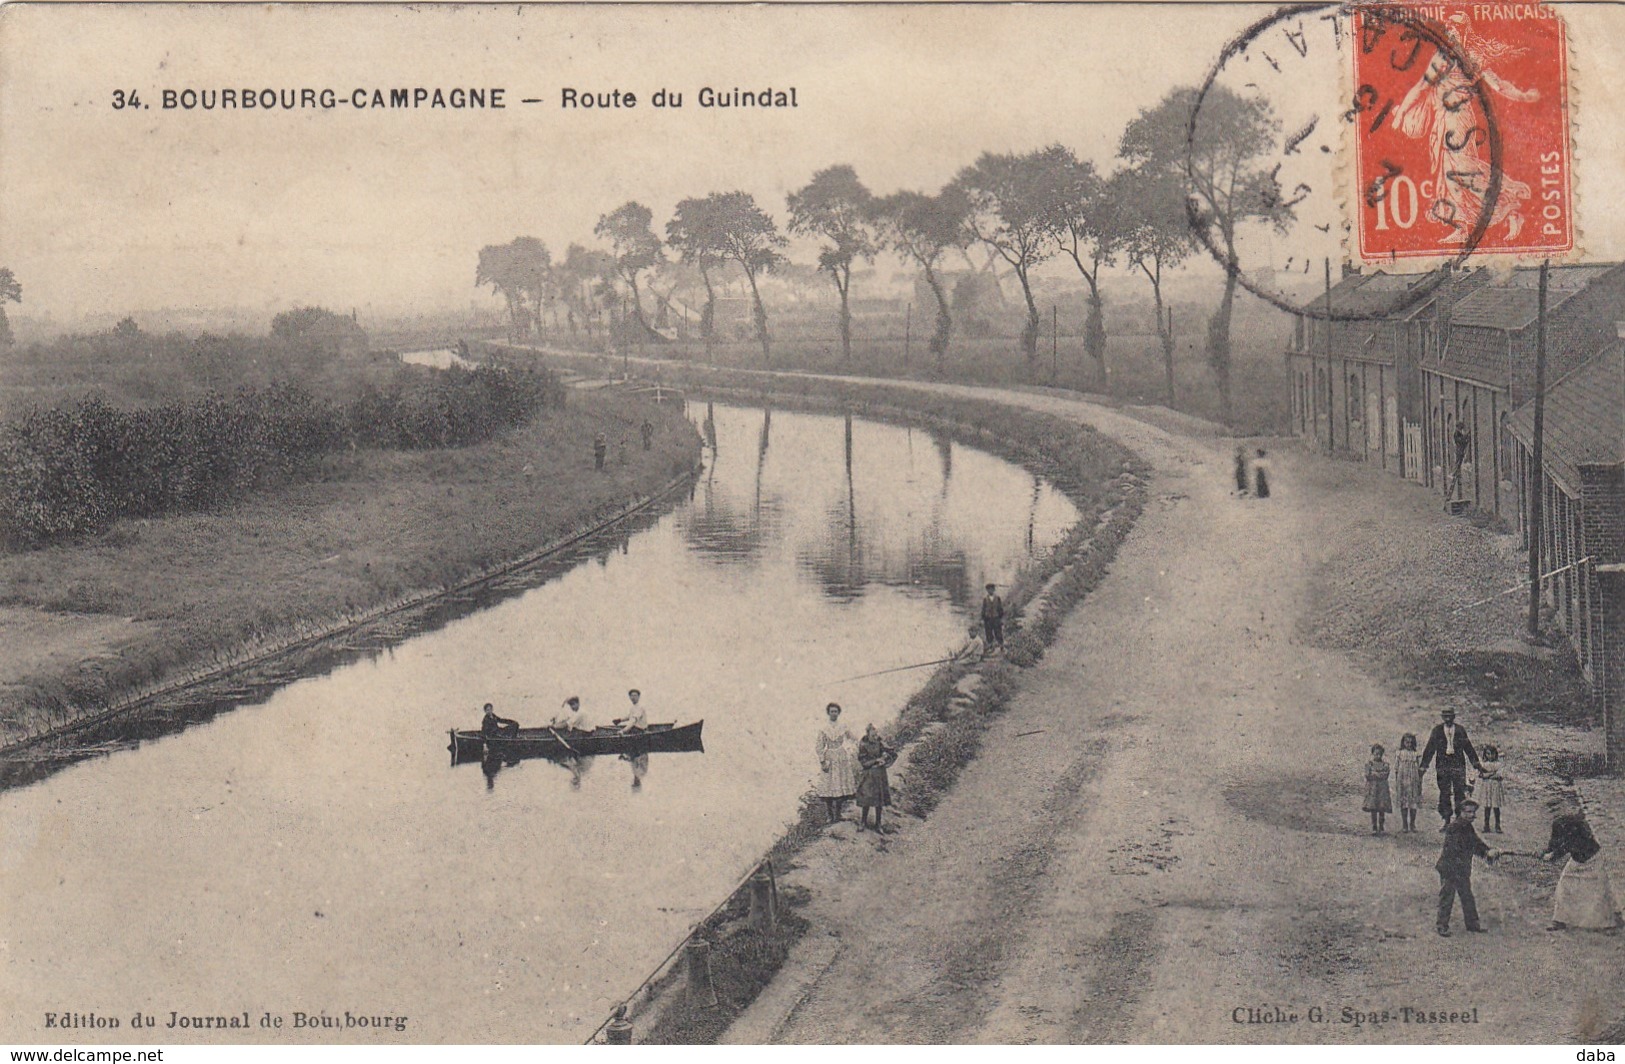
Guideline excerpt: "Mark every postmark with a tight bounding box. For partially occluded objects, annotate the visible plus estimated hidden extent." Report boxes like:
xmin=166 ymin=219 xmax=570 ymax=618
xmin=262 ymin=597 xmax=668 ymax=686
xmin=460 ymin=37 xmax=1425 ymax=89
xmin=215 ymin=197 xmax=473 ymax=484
xmin=1186 ymin=1 xmax=1571 ymax=321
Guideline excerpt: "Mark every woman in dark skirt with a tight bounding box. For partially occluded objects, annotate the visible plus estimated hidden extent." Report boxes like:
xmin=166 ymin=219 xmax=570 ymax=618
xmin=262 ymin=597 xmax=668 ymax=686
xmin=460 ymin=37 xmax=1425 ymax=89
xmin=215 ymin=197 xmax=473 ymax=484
xmin=855 ymin=723 xmax=897 ymax=833
xmin=1253 ymin=449 xmax=1272 ymax=499
xmin=1234 ymin=446 xmax=1250 ymax=495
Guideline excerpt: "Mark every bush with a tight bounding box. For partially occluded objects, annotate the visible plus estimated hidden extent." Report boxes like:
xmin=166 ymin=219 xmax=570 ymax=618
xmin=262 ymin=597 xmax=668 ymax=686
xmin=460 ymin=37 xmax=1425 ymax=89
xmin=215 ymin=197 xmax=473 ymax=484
xmin=0 ymin=365 xmax=566 ymax=548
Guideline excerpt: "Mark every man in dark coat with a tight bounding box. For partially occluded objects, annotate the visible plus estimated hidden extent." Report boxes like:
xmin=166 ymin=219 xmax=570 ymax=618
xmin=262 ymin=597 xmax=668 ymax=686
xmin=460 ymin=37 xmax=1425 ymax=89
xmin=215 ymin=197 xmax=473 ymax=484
xmin=981 ymin=583 xmax=1005 ymax=649
xmin=1436 ymin=799 xmax=1498 ymax=936
xmin=481 ymin=702 xmax=519 ymax=739
xmin=1420 ymin=707 xmax=1483 ymax=827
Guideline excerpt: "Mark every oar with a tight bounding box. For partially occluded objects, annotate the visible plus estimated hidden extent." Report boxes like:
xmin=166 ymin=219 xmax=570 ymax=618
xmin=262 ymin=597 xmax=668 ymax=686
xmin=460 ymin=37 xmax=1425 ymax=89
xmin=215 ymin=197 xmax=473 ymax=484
xmin=548 ymin=727 xmax=581 ymax=757
xmin=821 ymin=655 xmax=959 ymax=687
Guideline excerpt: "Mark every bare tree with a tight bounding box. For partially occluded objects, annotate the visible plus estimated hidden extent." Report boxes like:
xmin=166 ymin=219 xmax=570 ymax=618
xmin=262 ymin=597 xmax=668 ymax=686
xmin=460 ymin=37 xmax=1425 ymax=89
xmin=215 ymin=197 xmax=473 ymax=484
xmin=787 ymin=165 xmax=876 ymax=365
xmin=871 ymin=187 xmax=970 ymax=371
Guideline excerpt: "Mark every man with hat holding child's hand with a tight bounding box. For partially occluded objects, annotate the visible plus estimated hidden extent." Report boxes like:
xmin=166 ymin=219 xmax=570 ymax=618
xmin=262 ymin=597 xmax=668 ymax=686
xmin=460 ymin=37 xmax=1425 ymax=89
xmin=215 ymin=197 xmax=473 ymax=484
xmin=1436 ymin=799 xmax=1500 ymax=937
xmin=1420 ymin=706 xmax=1484 ymax=829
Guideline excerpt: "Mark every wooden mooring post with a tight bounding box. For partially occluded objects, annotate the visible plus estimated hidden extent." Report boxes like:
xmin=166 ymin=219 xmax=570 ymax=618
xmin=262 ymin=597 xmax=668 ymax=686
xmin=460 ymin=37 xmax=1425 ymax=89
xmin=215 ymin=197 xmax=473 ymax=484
xmin=748 ymin=866 xmax=778 ymax=932
xmin=685 ymin=939 xmax=718 ymax=1008
xmin=604 ymin=1006 xmax=633 ymax=1044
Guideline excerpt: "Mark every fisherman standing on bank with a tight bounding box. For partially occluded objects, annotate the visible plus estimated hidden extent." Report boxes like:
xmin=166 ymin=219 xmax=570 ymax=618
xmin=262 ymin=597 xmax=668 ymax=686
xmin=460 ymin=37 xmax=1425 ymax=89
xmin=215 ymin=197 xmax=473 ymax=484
xmin=981 ymin=583 xmax=1005 ymax=651
xmin=593 ymin=432 xmax=608 ymax=471
xmin=641 ymin=418 xmax=655 ymax=451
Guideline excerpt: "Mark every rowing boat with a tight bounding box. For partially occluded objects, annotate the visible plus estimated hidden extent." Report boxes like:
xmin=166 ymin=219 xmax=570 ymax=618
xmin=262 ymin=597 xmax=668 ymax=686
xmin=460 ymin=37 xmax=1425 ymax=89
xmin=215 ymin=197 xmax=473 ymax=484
xmin=448 ymin=720 xmax=704 ymax=765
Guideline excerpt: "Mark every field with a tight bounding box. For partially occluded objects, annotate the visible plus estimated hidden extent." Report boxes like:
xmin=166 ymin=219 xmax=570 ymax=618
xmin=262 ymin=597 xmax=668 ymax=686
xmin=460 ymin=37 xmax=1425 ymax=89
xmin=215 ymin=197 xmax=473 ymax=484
xmin=558 ymin=293 xmax=1294 ymax=436
xmin=0 ymin=332 xmax=701 ymax=745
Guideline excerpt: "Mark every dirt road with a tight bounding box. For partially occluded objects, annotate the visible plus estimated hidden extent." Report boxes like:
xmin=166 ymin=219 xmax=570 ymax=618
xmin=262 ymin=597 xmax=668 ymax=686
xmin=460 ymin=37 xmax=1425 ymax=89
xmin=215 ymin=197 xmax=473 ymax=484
xmin=742 ymin=382 xmax=1622 ymax=1045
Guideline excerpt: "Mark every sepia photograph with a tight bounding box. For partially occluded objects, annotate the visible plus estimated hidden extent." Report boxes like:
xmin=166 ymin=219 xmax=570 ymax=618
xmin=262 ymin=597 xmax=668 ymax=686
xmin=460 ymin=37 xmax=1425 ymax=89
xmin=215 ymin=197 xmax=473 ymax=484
xmin=1 ymin=0 xmax=1624 ymax=1050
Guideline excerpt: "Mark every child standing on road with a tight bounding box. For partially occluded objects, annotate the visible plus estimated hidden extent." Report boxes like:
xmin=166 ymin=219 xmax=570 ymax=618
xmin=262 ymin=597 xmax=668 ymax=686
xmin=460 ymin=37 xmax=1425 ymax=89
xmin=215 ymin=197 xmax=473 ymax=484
xmin=1476 ymin=744 xmax=1506 ymax=833
xmin=1395 ymin=732 xmax=1423 ymax=833
xmin=1364 ymin=743 xmax=1393 ymax=834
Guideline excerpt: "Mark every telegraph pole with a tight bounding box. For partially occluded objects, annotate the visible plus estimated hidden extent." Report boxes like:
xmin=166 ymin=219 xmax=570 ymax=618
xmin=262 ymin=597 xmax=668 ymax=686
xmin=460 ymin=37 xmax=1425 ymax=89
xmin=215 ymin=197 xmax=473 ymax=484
xmin=1527 ymin=259 xmax=1550 ymax=637
xmin=1324 ymin=258 xmax=1335 ymax=455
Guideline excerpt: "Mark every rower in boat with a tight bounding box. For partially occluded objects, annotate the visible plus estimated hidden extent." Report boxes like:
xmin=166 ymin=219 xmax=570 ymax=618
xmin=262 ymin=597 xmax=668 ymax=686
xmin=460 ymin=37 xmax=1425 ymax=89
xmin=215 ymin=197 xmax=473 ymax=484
xmin=616 ymin=689 xmax=648 ymax=733
xmin=552 ymin=695 xmax=588 ymax=731
xmin=481 ymin=702 xmax=519 ymax=739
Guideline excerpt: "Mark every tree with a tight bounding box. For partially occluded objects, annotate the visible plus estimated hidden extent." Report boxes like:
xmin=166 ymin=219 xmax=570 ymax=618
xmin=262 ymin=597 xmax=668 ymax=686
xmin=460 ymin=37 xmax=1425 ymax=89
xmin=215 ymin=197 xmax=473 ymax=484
xmin=476 ymin=237 xmax=553 ymax=341
xmin=1108 ymin=166 xmax=1193 ymax=406
xmin=953 ymin=149 xmax=1064 ymax=368
xmin=872 ymin=187 xmax=970 ymax=371
xmin=0 ymin=267 xmax=19 ymax=347
xmin=1042 ymin=146 xmax=1116 ymax=384
xmin=556 ymin=243 xmax=615 ymax=340
xmin=704 ymin=191 xmax=787 ymax=364
xmin=1121 ymin=85 xmax=1295 ymax=421
xmin=666 ymin=195 xmax=731 ymax=357
xmin=786 ymin=165 xmax=876 ymax=365
xmin=269 ymin=306 xmax=367 ymax=356
xmin=594 ymin=202 xmax=664 ymax=333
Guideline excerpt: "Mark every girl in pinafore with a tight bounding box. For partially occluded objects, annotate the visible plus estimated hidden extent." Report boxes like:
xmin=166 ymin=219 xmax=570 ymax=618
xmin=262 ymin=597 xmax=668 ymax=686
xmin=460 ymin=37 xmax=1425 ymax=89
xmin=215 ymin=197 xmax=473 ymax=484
xmin=1476 ymin=743 xmax=1506 ymax=833
xmin=1395 ymin=732 xmax=1423 ymax=833
xmin=1363 ymin=743 xmax=1393 ymax=834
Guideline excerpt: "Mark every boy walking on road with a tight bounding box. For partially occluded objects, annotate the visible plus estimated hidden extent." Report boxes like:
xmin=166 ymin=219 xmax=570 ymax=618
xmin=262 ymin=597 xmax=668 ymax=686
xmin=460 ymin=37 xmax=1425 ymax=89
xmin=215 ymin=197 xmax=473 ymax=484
xmin=1436 ymin=799 xmax=1500 ymax=937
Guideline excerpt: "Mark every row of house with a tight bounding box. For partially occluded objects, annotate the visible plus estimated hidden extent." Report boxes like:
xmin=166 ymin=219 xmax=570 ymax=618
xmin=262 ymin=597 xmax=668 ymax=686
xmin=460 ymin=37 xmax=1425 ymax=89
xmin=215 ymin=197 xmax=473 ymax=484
xmin=1285 ymin=262 xmax=1625 ymax=767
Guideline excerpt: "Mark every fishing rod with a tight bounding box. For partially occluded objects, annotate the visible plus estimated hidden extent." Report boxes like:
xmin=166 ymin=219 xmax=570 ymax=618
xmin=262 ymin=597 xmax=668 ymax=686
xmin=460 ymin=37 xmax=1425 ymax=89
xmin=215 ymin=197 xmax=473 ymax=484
xmin=819 ymin=654 xmax=961 ymax=687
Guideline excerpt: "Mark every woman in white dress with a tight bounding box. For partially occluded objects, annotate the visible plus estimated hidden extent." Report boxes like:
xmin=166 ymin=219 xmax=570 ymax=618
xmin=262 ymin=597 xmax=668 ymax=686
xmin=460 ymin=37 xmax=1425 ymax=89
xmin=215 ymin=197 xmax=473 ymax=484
xmin=1542 ymin=814 xmax=1621 ymax=932
xmin=815 ymin=702 xmax=858 ymax=824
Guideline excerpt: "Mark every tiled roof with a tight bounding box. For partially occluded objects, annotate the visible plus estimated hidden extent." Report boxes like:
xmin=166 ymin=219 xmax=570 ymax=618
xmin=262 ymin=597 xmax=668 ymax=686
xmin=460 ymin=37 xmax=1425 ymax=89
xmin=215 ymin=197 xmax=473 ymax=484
xmin=1506 ymin=341 xmax=1625 ymax=491
xmin=1451 ymin=263 xmax=1624 ymax=332
xmin=1307 ymin=270 xmax=1434 ymax=319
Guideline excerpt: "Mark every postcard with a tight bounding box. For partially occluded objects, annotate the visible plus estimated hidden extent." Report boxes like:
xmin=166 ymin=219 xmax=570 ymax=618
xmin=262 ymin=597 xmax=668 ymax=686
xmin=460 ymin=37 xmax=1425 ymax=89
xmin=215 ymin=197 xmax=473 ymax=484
xmin=2 ymin=1 xmax=1624 ymax=1049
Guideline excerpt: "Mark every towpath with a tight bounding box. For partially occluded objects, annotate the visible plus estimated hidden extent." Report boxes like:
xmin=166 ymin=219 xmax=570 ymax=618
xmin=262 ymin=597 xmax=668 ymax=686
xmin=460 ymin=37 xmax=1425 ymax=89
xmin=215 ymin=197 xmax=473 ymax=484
xmin=726 ymin=380 xmax=1622 ymax=1044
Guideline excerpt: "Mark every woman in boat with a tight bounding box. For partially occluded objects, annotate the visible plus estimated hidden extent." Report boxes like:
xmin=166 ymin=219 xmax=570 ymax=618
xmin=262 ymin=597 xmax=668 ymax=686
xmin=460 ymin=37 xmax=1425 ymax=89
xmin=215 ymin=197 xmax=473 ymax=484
xmin=1542 ymin=814 xmax=1622 ymax=932
xmin=815 ymin=702 xmax=858 ymax=824
xmin=855 ymin=723 xmax=898 ymax=833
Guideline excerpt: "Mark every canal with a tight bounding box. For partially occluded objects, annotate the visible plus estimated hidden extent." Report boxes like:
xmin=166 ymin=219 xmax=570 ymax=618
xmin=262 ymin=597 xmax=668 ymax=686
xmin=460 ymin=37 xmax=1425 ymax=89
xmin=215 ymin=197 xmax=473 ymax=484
xmin=0 ymin=400 xmax=1079 ymax=1043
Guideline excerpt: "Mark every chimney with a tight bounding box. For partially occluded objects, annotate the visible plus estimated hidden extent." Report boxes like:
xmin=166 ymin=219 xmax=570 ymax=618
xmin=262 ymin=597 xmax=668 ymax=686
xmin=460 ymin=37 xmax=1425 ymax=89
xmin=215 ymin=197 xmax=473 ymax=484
xmin=1342 ymin=262 xmax=1362 ymax=279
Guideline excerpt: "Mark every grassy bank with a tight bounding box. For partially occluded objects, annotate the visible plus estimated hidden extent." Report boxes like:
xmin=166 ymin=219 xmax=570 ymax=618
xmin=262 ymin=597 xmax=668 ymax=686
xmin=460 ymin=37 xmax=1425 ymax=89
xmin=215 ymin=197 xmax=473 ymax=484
xmin=561 ymin=360 xmax=1148 ymax=1044
xmin=0 ymin=391 xmax=700 ymax=747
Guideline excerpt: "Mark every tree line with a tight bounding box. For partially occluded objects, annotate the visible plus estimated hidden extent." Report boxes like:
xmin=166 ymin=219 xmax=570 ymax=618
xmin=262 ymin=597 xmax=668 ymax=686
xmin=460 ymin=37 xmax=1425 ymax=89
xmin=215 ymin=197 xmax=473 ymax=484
xmin=477 ymin=85 xmax=1293 ymax=420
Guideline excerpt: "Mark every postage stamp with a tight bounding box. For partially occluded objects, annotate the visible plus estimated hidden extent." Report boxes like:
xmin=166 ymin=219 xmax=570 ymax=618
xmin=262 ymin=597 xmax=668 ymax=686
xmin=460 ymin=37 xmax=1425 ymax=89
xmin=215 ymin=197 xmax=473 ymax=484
xmin=1351 ymin=2 xmax=1574 ymax=262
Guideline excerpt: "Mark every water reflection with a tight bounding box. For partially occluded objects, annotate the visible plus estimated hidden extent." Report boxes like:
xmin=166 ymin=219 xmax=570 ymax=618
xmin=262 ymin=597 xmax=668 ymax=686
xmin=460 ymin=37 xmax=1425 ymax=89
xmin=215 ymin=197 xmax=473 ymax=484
xmin=0 ymin=400 xmax=1079 ymax=1045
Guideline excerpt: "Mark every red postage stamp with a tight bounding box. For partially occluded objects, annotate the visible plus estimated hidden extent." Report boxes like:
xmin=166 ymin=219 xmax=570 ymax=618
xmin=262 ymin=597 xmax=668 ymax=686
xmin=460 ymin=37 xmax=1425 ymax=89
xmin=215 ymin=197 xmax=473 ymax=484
xmin=1351 ymin=1 xmax=1572 ymax=262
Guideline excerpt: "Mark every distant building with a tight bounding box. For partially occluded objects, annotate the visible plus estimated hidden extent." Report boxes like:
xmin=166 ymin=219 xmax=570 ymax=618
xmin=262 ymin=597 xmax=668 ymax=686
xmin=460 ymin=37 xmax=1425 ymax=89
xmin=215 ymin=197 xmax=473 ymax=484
xmin=1422 ymin=262 xmax=1625 ymax=517
xmin=1506 ymin=337 xmax=1625 ymax=765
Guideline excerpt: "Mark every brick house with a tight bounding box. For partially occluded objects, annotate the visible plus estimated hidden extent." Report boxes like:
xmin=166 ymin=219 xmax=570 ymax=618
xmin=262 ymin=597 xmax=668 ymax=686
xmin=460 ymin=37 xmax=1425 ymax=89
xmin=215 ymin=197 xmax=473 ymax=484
xmin=1286 ymin=267 xmax=1484 ymax=480
xmin=1506 ymin=339 xmax=1625 ymax=766
xmin=1421 ymin=262 xmax=1625 ymax=518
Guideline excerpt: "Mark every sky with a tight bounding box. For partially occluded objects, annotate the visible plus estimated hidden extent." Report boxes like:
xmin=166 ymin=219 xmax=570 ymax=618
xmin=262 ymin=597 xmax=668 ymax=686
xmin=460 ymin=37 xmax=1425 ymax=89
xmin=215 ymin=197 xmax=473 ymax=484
xmin=2 ymin=2 xmax=1623 ymax=327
